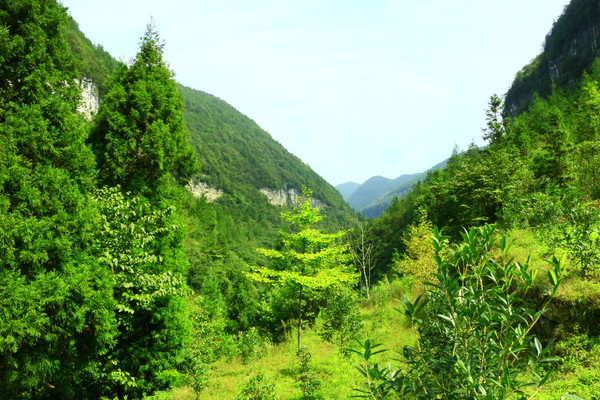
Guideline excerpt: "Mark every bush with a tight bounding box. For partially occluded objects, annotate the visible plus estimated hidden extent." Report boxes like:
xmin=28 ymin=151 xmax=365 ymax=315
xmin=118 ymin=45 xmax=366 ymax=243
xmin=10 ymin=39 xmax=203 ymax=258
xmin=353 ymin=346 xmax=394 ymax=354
xmin=352 ymin=224 xmax=564 ymax=399
xmin=235 ymin=372 xmax=279 ymax=400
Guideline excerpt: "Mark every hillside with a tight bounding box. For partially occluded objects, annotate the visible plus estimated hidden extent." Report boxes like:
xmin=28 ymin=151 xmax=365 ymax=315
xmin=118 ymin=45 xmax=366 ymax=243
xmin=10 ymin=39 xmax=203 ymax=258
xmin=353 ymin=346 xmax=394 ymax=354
xmin=65 ymin=18 xmax=357 ymax=242
xmin=179 ymin=85 xmax=356 ymax=231
xmin=336 ymin=181 xmax=360 ymax=200
xmin=505 ymin=0 xmax=600 ymax=116
xmin=345 ymin=173 xmax=421 ymax=211
xmin=338 ymin=158 xmax=448 ymax=218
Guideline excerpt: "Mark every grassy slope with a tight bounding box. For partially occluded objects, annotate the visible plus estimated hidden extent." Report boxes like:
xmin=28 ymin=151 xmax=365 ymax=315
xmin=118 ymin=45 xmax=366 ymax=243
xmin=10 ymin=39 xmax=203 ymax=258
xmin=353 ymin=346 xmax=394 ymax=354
xmin=156 ymin=280 xmax=417 ymax=400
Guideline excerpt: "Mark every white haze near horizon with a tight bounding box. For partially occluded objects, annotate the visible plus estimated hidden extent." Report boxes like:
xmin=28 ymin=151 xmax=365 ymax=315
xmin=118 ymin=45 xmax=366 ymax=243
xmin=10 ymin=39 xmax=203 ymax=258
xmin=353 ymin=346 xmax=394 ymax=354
xmin=61 ymin=0 xmax=570 ymax=186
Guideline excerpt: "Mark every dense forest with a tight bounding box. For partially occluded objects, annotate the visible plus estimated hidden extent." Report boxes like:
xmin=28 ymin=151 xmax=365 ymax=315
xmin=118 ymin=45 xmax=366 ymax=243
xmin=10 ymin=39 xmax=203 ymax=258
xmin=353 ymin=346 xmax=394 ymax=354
xmin=2 ymin=0 xmax=600 ymax=399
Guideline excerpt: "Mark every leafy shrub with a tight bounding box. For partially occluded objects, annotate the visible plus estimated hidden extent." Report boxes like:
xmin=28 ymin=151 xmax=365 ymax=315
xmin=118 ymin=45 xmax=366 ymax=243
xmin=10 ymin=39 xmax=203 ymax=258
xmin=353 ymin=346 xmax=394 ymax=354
xmin=296 ymin=346 xmax=321 ymax=399
xmin=317 ymin=289 xmax=362 ymax=353
xmin=235 ymin=372 xmax=279 ymax=400
xmin=556 ymin=205 xmax=600 ymax=275
xmin=237 ymin=327 xmax=270 ymax=364
xmin=352 ymin=224 xmax=563 ymax=399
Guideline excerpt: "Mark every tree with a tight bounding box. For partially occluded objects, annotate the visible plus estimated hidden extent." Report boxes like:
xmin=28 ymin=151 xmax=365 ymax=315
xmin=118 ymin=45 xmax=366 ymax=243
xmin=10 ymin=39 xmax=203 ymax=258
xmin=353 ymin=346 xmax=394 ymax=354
xmin=247 ymin=187 xmax=356 ymax=348
xmin=91 ymin=187 xmax=191 ymax=397
xmin=348 ymin=222 xmax=378 ymax=299
xmin=482 ymin=94 xmax=506 ymax=145
xmin=392 ymin=207 xmax=435 ymax=290
xmin=89 ymin=22 xmax=198 ymax=197
xmin=0 ymin=1 xmax=117 ymax=398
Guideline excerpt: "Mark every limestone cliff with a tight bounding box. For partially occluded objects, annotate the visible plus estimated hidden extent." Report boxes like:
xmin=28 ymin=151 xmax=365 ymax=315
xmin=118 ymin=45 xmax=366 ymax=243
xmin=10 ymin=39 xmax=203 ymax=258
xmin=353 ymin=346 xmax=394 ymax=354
xmin=186 ymin=180 xmax=224 ymax=202
xmin=76 ymin=76 xmax=100 ymax=121
xmin=259 ymin=187 xmax=326 ymax=208
xmin=505 ymin=0 xmax=600 ymax=117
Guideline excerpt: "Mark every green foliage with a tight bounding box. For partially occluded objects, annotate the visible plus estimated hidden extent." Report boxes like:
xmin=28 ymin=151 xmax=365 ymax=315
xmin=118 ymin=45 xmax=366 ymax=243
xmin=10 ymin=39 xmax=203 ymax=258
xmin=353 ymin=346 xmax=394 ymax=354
xmin=296 ymin=346 xmax=322 ymax=399
xmin=553 ymin=204 xmax=600 ymax=276
xmin=482 ymin=94 xmax=506 ymax=145
xmin=392 ymin=207 xmax=436 ymax=288
xmin=92 ymin=186 xmax=192 ymax=397
xmin=318 ymin=289 xmax=363 ymax=353
xmin=235 ymin=372 xmax=280 ymax=400
xmin=90 ymin=23 xmax=198 ymax=197
xmin=248 ymin=188 xmax=357 ymax=347
xmin=237 ymin=327 xmax=270 ymax=365
xmin=0 ymin=2 xmax=117 ymax=398
xmin=348 ymin=338 xmax=412 ymax=399
xmin=353 ymin=224 xmax=562 ymax=399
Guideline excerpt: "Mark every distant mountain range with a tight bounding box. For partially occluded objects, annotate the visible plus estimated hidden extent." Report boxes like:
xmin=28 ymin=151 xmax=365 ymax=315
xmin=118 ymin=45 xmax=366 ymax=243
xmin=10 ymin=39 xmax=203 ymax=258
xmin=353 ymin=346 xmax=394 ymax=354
xmin=337 ymin=158 xmax=448 ymax=218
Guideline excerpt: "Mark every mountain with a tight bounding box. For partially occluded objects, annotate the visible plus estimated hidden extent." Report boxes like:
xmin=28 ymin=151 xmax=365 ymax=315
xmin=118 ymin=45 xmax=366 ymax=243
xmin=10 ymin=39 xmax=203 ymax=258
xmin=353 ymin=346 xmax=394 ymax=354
xmin=179 ymin=84 xmax=358 ymax=231
xmin=505 ymin=0 xmax=600 ymax=116
xmin=66 ymin=18 xmax=358 ymax=249
xmin=347 ymin=173 xmax=422 ymax=211
xmin=339 ymin=158 xmax=448 ymax=218
xmin=336 ymin=181 xmax=361 ymax=200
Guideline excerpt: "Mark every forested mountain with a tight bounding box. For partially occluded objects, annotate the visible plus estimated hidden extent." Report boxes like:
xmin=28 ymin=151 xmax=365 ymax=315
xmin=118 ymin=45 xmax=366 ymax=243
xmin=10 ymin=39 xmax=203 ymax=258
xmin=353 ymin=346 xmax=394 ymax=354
xmin=335 ymin=181 xmax=360 ymax=200
xmin=346 ymin=173 xmax=421 ymax=211
xmin=337 ymin=158 xmax=447 ymax=218
xmin=179 ymin=85 xmax=357 ymax=231
xmin=505 ymin=0 xmax=600 ymax=116
xmin=4 ymin=0 xmax=600 ymax=398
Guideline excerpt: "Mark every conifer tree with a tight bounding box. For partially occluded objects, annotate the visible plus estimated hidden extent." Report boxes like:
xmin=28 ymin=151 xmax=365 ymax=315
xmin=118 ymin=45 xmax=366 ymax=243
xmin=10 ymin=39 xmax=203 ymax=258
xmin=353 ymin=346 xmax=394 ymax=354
xmin=0 ymin=1 xmax=116 ymax=398
xmin=88 ymin=23 xmax=199 ymax=396
xmin=90 ymin=23 xmax=198 ymax=197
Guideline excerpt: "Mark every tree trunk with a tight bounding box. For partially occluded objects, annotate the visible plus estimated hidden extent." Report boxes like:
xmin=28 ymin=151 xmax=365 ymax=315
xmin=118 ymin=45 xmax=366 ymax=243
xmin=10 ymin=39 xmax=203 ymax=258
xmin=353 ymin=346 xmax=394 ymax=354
xmin=297 ymin=284 xmax=303 ymax=348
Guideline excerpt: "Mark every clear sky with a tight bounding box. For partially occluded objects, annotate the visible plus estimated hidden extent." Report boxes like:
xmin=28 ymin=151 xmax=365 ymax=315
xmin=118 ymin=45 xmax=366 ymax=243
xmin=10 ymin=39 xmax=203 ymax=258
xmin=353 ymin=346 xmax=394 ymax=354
xmin=61 ymin=0 xmax=570 ymax=186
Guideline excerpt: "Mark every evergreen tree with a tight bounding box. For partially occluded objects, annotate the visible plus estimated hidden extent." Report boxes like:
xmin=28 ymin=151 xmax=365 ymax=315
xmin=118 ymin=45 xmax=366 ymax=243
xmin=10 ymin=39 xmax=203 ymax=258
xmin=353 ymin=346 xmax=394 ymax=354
xmin=482 ymin=94 xmax=506 ymax=145
xmin=87 ymin=23 xmax=199 ymax=396
xmin=89 ymin=23 xmax=198 ymax=197
xmin=0 ymin=1 xmax=116 ymax=398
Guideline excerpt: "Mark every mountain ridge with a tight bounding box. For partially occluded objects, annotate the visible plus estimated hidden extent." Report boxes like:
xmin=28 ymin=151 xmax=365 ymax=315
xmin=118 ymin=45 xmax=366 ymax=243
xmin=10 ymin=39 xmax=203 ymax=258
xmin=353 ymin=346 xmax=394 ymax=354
xmin=336 ymin=158 xmax=448 ymax=218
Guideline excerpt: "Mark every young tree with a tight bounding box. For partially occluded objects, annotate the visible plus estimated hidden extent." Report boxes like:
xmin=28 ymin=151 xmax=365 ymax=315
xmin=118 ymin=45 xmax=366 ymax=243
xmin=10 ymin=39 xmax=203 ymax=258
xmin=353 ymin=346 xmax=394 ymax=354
xmin=392 ymin=207 xmax=435 ymax=290
xmin=0 ymin=1 xmax=116 ymax=398
xmin=91 ymin=187 xmax=191 ymax=397
xmin=482 ymin=93 xmax=506 ymax=145
xmin=248 ymin=187 xmax=356 ymax=348
xmin=349 ymin=222 xmax=378 ymax=299
xmin=89 ymin=23 xmax=198 ymax=197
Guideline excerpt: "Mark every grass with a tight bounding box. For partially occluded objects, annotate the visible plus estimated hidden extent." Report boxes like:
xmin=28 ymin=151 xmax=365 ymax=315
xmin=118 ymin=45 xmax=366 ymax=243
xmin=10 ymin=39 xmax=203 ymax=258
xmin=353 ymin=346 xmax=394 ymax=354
xmin=152 ymin=279 xmax=417 ymax=400
xmin=154 ymin=228 xmax=600 ymax=400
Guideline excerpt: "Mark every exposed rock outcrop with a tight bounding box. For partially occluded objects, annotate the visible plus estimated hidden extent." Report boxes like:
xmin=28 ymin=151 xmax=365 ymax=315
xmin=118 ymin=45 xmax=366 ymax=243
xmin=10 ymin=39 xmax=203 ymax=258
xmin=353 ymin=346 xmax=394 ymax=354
xmin=505 ymin=1 xmax=600 ymax=117
xmin=76 ymin=76 xmax=100 ymax=121
xmin=186 ymin=181 xmax=224 ymax=202
xmin=259 ymin=187 xmax=326 ymax=208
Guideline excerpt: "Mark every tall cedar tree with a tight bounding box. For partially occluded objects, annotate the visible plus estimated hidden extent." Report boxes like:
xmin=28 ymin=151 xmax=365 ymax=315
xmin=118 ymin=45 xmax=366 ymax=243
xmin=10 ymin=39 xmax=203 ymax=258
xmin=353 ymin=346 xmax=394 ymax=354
xmin=89 ymin=23 xmax=198 ymax=198
xmin=88 ymin=24 xmax=198 ymax=396
xmin=0 ymin=1 xmax=117 ymax=398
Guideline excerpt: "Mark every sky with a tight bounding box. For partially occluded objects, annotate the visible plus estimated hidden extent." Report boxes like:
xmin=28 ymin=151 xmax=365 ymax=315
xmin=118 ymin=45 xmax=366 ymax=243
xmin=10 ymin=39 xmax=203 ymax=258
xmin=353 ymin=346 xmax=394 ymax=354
xmin=61 ymin=0 xmax=571 ymax=186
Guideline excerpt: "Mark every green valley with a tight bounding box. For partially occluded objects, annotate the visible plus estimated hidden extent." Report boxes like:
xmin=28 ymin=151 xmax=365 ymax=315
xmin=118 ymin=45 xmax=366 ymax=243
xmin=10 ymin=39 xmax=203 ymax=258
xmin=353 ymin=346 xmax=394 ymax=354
xmin=3 ymin=0 xmax=600 ymax=399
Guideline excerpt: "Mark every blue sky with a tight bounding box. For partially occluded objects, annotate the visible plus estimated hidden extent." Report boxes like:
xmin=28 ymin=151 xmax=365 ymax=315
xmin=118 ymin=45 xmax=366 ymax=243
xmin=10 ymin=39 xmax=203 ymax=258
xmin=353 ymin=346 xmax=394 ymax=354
xmin=62 ymin=0 xmax=570 ymax=186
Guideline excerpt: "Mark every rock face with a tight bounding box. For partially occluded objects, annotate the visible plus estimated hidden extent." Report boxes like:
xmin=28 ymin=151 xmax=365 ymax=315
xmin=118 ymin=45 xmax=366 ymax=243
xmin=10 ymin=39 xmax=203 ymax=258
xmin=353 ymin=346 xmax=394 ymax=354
xmin=260 ymin=187 xmax=326 ymax=208
xmin=76 ymin=76 xmax=100 ymax=121
xmin=505 ymin=1 xmax=600 ymax=117
xmin=186 ymin=181 xmax=224 ymax=202
xmin=547 ymin=23 xmax=600 ymax=85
